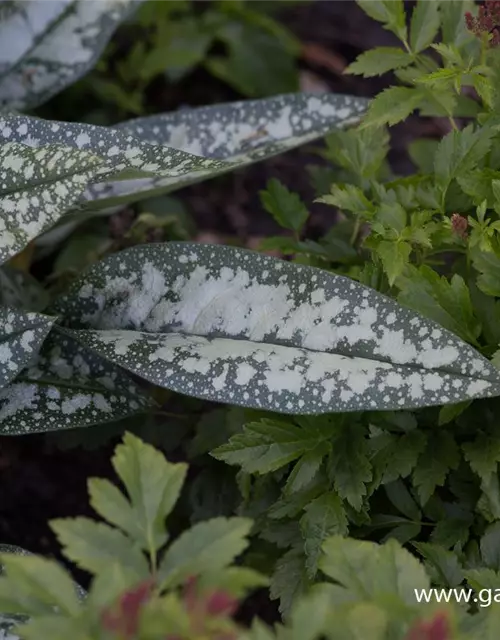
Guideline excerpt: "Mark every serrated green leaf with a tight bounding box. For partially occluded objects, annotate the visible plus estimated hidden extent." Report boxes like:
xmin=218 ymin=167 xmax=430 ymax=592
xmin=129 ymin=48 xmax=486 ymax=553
xmin=377 ymin=240 xmax=412 ymax=286
xmin=463 ymin=433 xmax=500 ymax=483
xmin=0 ymin=330 xmax=152 ymax=436
xmin=434 ymin=125 xmax=494 ymax=202
xmin=408 ymin=139 xmax=440 ymax=174
xmin=323 ymin=126 xmax=390 ymax=179
xmin=384 ymin=479 xmax=421 ymax=521
xmin=327 ymin=423 xmax=372 ymax=510
xmin=50 ymin=242 xmax=500 ymax=415
xmin=412 ymin=432 xmax=460 ymax=505
xmin=410 ymin=0 xmax=441 ymax=52
xmin=269 ymin=547 xmax=310 ymax=616
xmin=440 ymin=0 xmax=477 ymax=47
xmin=356 ymin=0 xmax=407 ymax=42
xmin=413 ymin=542 xmax=463 ymax=587
xmin=396 ymin=265 xmax=481 ymax=345
xmin=285 ymin=445 xmax=327 ymax=495
xmin=212 ymin=419 xmax=331 ymax=475
xmin=0 ymin=307 xmax=55 ymax=389
xmin=346 ymin=47 xmax=413 ymax=77
xmin=480 ymin=522 xmax=500 ymax=571
xmin=158 ymin=517 xmax=252 ymax=588
xmin=0 ymin=141 xmax=104 ymax=263
xmin=0 ymin=1 xmax=141 ymax=110
xmin=50 ymin=517 xmax=149 ymax=579
xmin=92 ymin=432 xmax=188 ymax=554
xmin=316 ymin=184 xmax=374 ymax=217
xmin=376 ymin=201 xmax=407 ymax=233
xmin=301 ymin=492 xmax=348 ymax=578
xmin=260 ymin=179 xmax=308 ymax=232
xmin=362 ymin=87 xmax=425 ymax=128
xmin=370 ymin=430 xmax=426 ymax=487
xmin=0 ymin=554 xmax=80 ymax=616
xmin=320 ymin=536 xmax=430 ymax=602
xmin=473 ymin=251 xmax=500 ymax=297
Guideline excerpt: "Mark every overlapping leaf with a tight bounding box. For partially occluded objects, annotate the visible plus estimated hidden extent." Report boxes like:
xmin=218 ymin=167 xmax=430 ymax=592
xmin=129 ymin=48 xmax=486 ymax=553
xmin=50 ymin=242 xmax=500 ymax=414
xmin=0 ymin=140 xmax=105 ymax=263
xmin=0 ymin=0 xmax=141 ymax=110
xmin=0 ymin=307 xmax=55 ymax=389
xmin=0 ymin=330 xmax=153 ymax=435
xmin=1 ymin=93 xmax=368 ymax=230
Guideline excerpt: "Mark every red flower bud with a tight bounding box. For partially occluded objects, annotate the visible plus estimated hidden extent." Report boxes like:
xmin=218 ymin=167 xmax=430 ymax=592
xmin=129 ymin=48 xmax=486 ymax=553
xmin=405 ymin=612 xmax=450 ymax=640
xmin=451 ymin=213 xmax=468 ymax=239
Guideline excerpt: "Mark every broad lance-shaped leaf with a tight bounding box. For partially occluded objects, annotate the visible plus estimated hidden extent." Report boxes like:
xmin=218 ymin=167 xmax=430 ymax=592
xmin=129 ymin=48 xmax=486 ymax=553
xmin=50 ymin=243 xmax=500 ymax=414
xmin=0 ymin=140 xmax=104 ymax=263
xmin=0 ymin=307 xmax=55 ymax=389
xmin=0 ymin=1 xmax=142 ymax=110
xmin=89 ymin=93 xmax=369 ymax=207
xmin=0 ymin=93 xmax=368 ymax=217
xmin=0 ymin=330 xmax=154 ymax=435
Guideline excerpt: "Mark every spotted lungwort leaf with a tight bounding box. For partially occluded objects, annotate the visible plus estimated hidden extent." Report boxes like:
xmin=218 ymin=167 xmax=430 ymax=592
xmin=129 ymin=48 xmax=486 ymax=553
xmin=0 ymin=140 xmax=104 ymax=263
xmin=0 ymin=330 xmax=154 ymax=435
xmin=0 ymin=93 xmax=368 ymax=221
xmin=0 ymin=307 xmax=55 ymax=390
xmin=0 ymin=0 xmax=141 ymax=110
xmin=50 ymin=243 xmax=500 ymax=414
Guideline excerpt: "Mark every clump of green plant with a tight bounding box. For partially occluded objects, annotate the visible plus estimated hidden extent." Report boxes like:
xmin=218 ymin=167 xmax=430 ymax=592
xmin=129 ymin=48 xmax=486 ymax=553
xmin=3 ymin=433 xmax=500 ymax=640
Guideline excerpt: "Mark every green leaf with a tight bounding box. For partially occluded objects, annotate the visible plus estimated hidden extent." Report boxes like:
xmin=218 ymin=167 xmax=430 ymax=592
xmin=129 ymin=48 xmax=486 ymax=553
xmin=362 ymin=87 xmax=425 ymax=128
xmin=413 ymin=542 xmax=463 ymax=587
xmin=0 ymin=554 xmax=80 ymax=616
xmin=212 ymin=418 xmax=332 ymax=474
xmin=285 ymin=445 xmax=327 ymax=495
xmin=412 ymin=432 xmax=460 ymax=505
xmin=396 ymin=265 xmax=481 ymax=344
xmin=259 ymin=179 xmax=309 ymax=232
xmin=408 ymin=139 xmax=440 ymax=174
xmin=410 ymin=0 xmax=441 ymax=52
xmin=51 ymin=517 xmax=149 ymax=579
xmin=0 ymin=1 xmax=141 ymax=109
xmin=473 ymin=251 xmax=500 ymax=297
xmin=376 ymin=240 xmax=412 ymax=286
xmin=356 ymin=0 xmax=407 ymax=42
xmin=434 ymin=125 xmax=494 ymax=201
xmin=440 ymin=0 xmax=477 ymax=47
xmin=0 ymin=330 xmax=152 ymax=435
xmin=50 ymin=242 xmax=500 ymax=415
xmin=158 ymin=517 xmax=252 ymax=588
xmin=375 ymin=202 xmax=407 ymax=233
xmin=316 ymin=184 xmax=374 ymax=217
xmin=323 ymin=126 xmax=390 ymax=179
xmin=0 ymin=141 xmax=104 ymax=263
xmin=463 ymin=433 xmax=500 ymax=483
xmin=346 ymin=47 xmax=413 ymax=77
xmin=300 ymin=492 xmax=348 ymax=578
xmin=480 ymin=522 xmax=500 ymax=571
xmin=320 ymin=536 xmax=430 ymax=602
xmin=370 ymin=429 xmax=426 ymax=486
xmin=384 ymin=479 xmax=421 ymax=521
xmin=0 ymin=307 xmax=55 ymax=389
xmin=327 ymin=423 xmax=372 ymax=510
xmin=89 ymin=433 xmax=187 ymax=554
xmin=269 ymin=547 xmax=310 ymax=616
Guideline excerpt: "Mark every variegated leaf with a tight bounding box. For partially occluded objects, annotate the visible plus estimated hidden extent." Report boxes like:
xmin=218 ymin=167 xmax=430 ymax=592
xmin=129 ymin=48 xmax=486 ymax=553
xmin=0 ymin=93 xmax=368 ymax=220
xmin=0 ymin=306 xmax=55 ymax=389
xmin=0 ymin=140 xmax=104 ymax=263
xmin=0 ymin=0 xmax=141 ymax=110
xmin=50 ymin=242 xmax=500 ymax=414
xmin=0 ymin=330 xmax=154 ymax=435
xmin=87 ymin=93 xmax=369 ymax=208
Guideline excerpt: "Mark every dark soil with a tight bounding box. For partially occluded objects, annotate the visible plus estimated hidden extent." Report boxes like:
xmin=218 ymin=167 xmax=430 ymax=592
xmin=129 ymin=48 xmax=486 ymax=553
xmin=0 ymin=0 xmax=455 ymax=624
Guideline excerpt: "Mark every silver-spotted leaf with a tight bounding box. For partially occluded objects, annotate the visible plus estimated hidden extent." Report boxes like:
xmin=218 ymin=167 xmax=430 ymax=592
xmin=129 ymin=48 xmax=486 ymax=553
xmin=1 ymin=93 xmax=368 ymax=230
xmin=0 ymin=307 xmax=55 ymax=389
xmin=0 ymin=0 xmax=141 ymax=110
xmin=94 ymin=93 xmax=368 ymax=207
xmin=50 ymin=242 xmax=500 ymax=414
xmin=0 ymin=330 xmax=153 ymax=435
xmin=0 ymin=140 xmax=104 ymax=263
